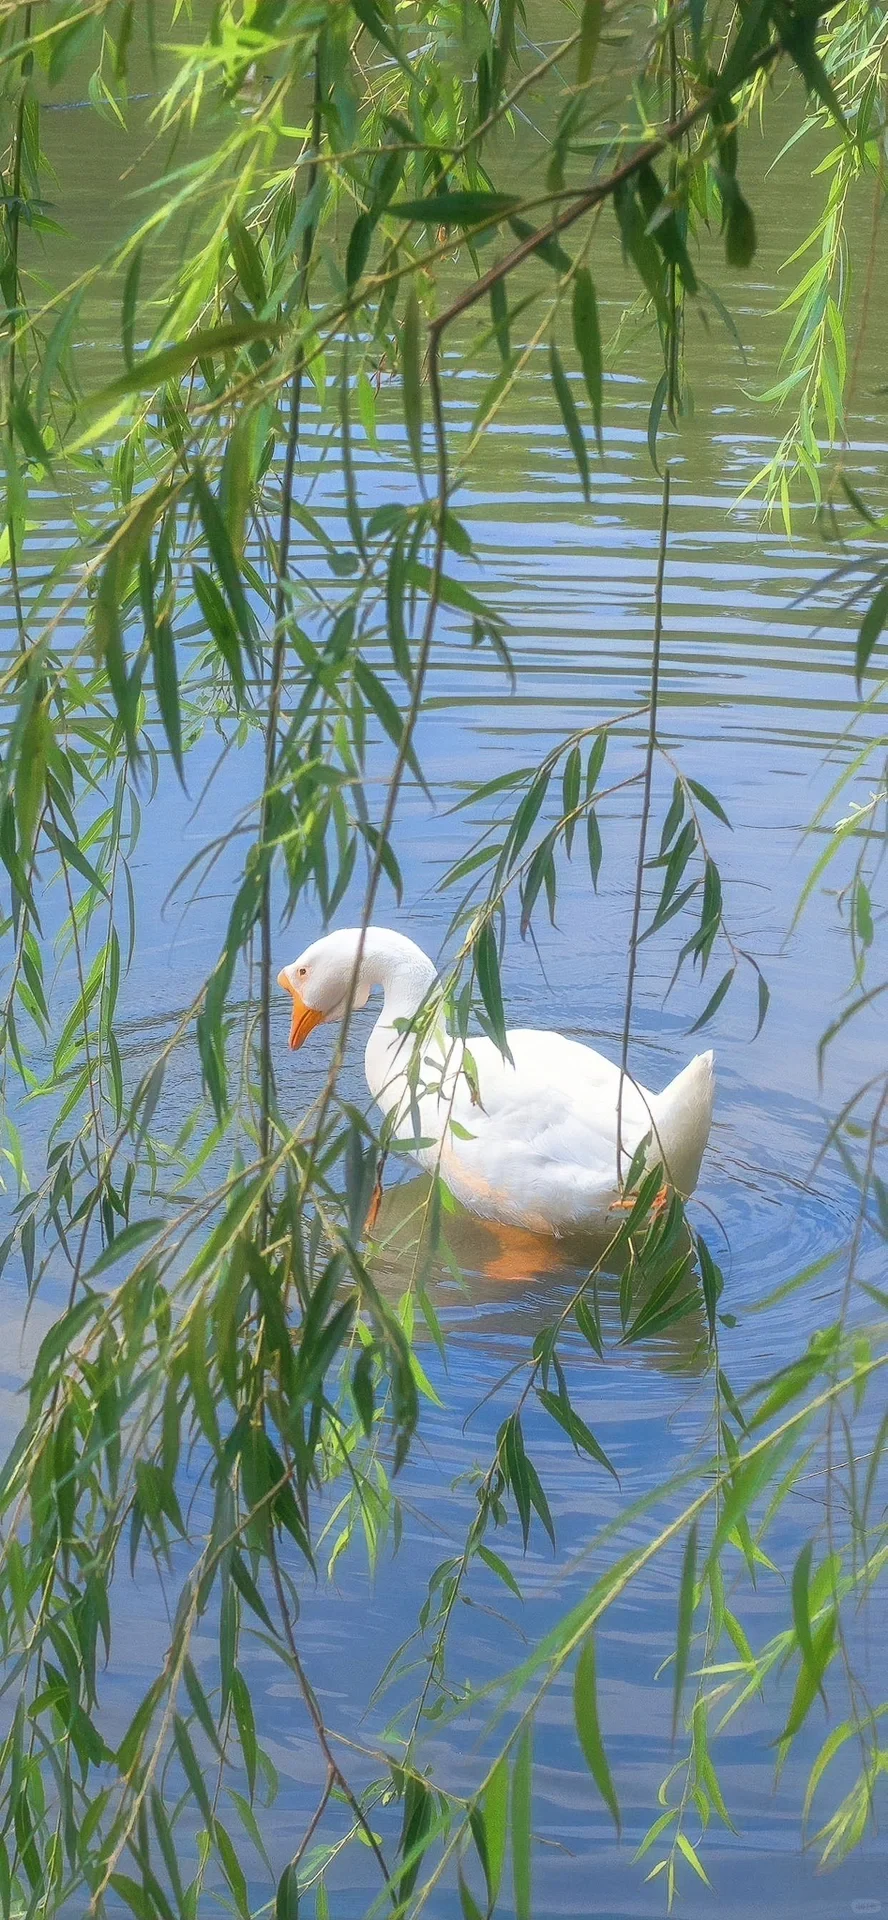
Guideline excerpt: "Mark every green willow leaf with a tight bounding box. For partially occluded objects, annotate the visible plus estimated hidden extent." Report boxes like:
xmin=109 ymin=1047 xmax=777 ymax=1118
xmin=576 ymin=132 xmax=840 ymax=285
xmin=780 ymin=1610 xmax=837 ymax=1745
xmin=672 ymin=1522 xmax=698 ymax=1740
xmin=490 ymin=279 xmax=510 ymax=362
xmin=191 ymin=466 xmax=256 ymax=656
xmin=397 ymin=1773 xmax=436 ymax=1901
xmin=94 ymin=488 xmax=168 ymax=749
xmin=636 ymin=166 xmax=698 ymax=294
xmin=121 ymin=245 xmax=142 ymax=370
xmin=562 ymin=744 xmax=581 ymax=853
xmin=192 ymin=564 xmax=245 ymax=696
xmin=150 ymin=1791 xmax=184 ymax=1908
xmin=647 ymin=370 xmax=668 ymax=474
xmin=511 ymin=1730 xmax=533 ymax=1920
xmin=572 ymin=268 xmax=603 ymax=452
xmin=458 ymin=1871 xmax=485 ymax=1920
xmin=575 ymin=1293 xmax=604 ymax=1358
xmin=220 ymin=414 xmax=256 ymax=561
xmin=475 ymin=919 xmax=509 ymax=1054
xmin=391 ymin=191 xmax=519 ymax=226
xmin=724 ymin=189 xmax=757 ymax=269
xmin=86 ymin=320 xmax=282 ymax=409
xmin=468 ymin=1805 xmax=491 ymax=1914
xmin=577 ymin=0 xmax=604 ymax=84
xmin=613 ymin=179 xmax=667 ymax=319
xmin=586 ymin=729 xmax=608 ymax=793
xmin=402 ymin=556 xmax=501 ymax=623
xmin=676 ymin=1832 xmax=712 ymax=1887
xmin=14 ymin=700 xmax=51 ymax=858
xmin=574 ymin=1635 xmax=620 ymax=1832
xmin=587 ymin=810 xmax=602 ymax=888
xmin=86 ymin=1219 xmax=162 ymax=1277
xmin=686 ymin=777 xmax=731 ymax=826
xmin=781 ymin=19 xmax=848 ymax=132
xmin=524 ymin=1452 xmax=556 ymax=1549
xmin=855 ymin=582 xmax=888 ymax=690
xmin=452 ymin=766 xmax=534 ymax=811
xmin=217 ymin=1822 xmax=250 ymax=1919
xmin=401 ymin=289 xmax=424 ymax=480
xmin=116 ymin=1679 xmax=165 ymax=1778
xmin=502 ymin=1411 xmax=532 ymax=1546
xmin=148 ymin=611 xmax=183 ymax=781
xmin=351 ymin=0 xmax=410 ymax=70
xmin=688 ymin=965 xmax=734 ymax=1033
xmin=520 ymin=829 xmax=557 ymax=936
xmin=12 ymin=396 xmax=52 ymax=471
xmin=697 ymin=1235 xmax=723 ymax=1342
xmin=508 ymin=214 xmax=572 ymax=276
xmin=346 ymin=210 xmax=375 ymax=286
xmin=48 ymin=12 xmax=97 ymax=82
xmin=659 ymin=778 xmax=684 ymax=855
xmin=362 ymin=820 xmax=404 ymax=902
xmin=353 ymin=657 xmax=427 ymax=792
xmin=476 ymin=1543 xmax=522 ymax=1598
xmin=791 ymin=1540 xmax=819 ymax=1682
xmin=108 ymin=1874 xmax=158 ymax=1920
xmin=537 ymin=1389 xmax=618 ymax=1480
xmin=37 ymin=283 xmax=84 ymax=419
xmin=507 ymin=768 xmax=551 ymax=862
xmin=803 ymin=1708 xmax=888 ymax=1825
xmin=482 ymin=1754 xmax=509 ymax=1907
xmin=275 ymin=1862 xmax=300 ymax=1920
xmin=549 ymin=342 xmax=590 ymax=500
xmin=227 ymin=212 xmax=266 ymax=310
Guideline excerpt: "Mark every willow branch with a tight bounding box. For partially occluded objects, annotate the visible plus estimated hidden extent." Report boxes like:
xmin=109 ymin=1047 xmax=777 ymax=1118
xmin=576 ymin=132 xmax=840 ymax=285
xmin=259 ymin=50 xmax=324 ymax=1234
xmin=617 ymin=465 xmax=671 ymax=1182
xmin=427 ymin=20 xmax=836 ymax=346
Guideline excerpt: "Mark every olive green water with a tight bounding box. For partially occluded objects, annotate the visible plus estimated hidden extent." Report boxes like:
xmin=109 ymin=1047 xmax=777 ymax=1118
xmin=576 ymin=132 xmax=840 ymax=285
xmin=3 ymin=39 xmax=888 ymax=1920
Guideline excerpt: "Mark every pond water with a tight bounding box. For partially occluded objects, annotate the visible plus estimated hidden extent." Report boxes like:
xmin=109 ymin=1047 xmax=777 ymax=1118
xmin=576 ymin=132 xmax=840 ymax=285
xmin=4 ymin=30 xmax=888 ymax=1920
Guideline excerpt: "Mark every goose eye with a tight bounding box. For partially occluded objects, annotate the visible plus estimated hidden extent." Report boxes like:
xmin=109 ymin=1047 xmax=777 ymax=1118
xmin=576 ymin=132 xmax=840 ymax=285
xmin=297 ymin=967 xmax=307 ymax=980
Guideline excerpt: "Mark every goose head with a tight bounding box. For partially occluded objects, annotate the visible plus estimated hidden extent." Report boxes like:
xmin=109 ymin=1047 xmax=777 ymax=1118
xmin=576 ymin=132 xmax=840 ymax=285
xmin=276 ymin=929 xmax=374 ymax=1050
xmin=278 ymin=927 xmax=438 ymax=1052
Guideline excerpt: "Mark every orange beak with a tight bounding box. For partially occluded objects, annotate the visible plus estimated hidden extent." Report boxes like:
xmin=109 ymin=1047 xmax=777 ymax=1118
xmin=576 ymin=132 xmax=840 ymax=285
xmin=277 ymin=970 xmax=325 ymax=1050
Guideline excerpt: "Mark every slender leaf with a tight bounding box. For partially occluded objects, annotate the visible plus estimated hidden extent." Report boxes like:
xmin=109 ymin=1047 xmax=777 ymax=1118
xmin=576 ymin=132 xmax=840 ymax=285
xmin=511 ymin=1730 xmax=532 ymax=1920
xmin=549 ymin=343 xmax=589 ymax=499
xmin=572 ymin=269 xmax=603 ymax=451
xmin=574 ymin=1635 xmax=620 ymax=1832
xmin=401 ymin=289 xmax=424 ymax=479
xmin=672 ymin=1523 xmax=698 ymax=1740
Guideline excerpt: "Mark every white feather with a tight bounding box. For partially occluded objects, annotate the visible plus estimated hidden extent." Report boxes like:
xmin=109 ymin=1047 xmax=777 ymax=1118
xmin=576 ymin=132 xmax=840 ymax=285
xmin=282 ymin=928 xmax=715 ymax=1235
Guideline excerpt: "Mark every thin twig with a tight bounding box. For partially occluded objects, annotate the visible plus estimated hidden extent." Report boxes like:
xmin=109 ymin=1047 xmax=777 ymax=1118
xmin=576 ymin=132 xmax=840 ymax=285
xmin=617 ymin=465 xmax=671 ymax=1182
xmin=427 ymin=29 xmax=803 ymax=347
xmin=267 ymin=1536 xmax=395 ymax=1899
xmin=4 ymin=1 xmax=31 ymax=641
xmin=297 ymin=329 xmax=451 ymax=1195
xmin=259 ymin=52 xmax=324 ymax=1240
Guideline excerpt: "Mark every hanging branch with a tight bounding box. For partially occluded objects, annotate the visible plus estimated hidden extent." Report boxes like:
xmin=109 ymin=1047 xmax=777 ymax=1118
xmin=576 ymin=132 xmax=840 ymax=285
xmin=617 ymin=467 xmax=672 ymax=1183
xmin=258 ymin=48 xmax=325 ymax=1238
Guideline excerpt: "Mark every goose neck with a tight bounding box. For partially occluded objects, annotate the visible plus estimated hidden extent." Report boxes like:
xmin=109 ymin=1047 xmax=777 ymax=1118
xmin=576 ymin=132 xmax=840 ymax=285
xmin=363 ymin=936 xmax=438 ymax=1112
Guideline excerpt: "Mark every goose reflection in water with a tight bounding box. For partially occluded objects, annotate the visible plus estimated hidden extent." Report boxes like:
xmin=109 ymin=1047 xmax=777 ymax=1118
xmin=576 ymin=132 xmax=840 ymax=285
xmin=366 ymin=1174 xmax=709 ymax=1372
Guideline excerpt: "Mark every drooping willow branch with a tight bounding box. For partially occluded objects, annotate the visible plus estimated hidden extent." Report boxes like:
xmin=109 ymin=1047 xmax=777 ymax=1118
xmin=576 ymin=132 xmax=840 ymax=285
xmin=258 ymin=48 xmax=325 ymax=1241
xmin=616 ymin=467 xmax=672 ymax=1184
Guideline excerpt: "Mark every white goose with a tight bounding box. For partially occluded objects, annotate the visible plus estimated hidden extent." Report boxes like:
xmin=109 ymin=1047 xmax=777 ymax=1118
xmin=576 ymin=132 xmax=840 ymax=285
xmin=278 ymin=927 xmax=714 ymax=1236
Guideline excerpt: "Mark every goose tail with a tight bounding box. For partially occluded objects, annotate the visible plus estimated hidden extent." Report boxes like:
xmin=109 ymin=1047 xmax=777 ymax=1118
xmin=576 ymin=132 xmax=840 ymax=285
xmin=648 ymin=1050 xmax=715 ymax=1199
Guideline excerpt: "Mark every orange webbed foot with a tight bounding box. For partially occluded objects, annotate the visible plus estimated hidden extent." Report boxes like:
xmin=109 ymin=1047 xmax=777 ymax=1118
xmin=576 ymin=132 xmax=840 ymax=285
xmin=482 ymin=1226 xmax=563 ymax=1283
xmin=610 ymin=1182 xmax=671 ymax=1219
